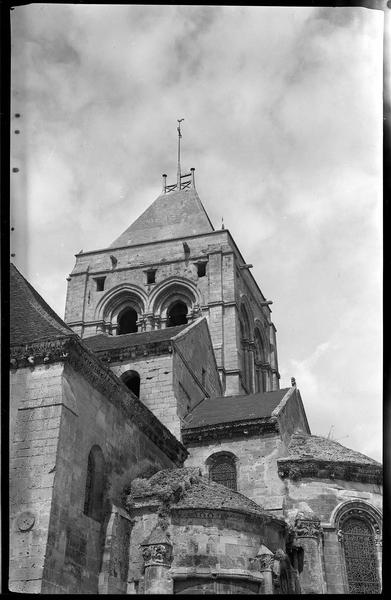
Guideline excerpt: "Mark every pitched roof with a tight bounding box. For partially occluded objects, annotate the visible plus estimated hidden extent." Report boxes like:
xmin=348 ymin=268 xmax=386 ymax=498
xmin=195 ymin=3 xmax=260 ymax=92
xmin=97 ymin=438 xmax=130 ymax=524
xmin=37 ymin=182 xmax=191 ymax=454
xmin=110 ymin=187 xmax=214 ymax=248
xmin=84 ymin=324 xmax=188 ymax=352
xmin=130 ymin=468 xmax=269 ymax=518
xmin=285 ymin=433 xmax=381 ymax=466
xmin=10 ymin=263 xmax=75 ymax=346
xmin=183 ymin=389 xmax=290 ymax=430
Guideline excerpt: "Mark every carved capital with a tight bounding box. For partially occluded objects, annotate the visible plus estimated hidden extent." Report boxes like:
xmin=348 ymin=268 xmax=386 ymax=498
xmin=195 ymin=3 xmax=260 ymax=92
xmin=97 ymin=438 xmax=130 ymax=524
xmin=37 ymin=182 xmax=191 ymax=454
xmin=294 ymin=517 xmax=323 ymax=540
xmin=142 ymin=543 xmax=173 ymax=567
xmin=248 ymin=554 xmax=274 ymax=571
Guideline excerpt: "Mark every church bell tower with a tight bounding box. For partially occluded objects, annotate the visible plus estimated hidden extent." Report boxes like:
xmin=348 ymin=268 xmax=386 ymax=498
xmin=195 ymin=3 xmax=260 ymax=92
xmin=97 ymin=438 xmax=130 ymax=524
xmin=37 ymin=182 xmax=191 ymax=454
xmin=64 ymin=122 xmax=280 ymax=396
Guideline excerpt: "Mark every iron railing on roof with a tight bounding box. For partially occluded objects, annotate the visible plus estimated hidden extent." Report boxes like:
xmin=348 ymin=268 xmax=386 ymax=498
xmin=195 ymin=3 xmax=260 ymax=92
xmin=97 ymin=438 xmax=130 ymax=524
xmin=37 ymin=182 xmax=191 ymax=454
xmin=162 ymin=168 xmax=195 ymax=194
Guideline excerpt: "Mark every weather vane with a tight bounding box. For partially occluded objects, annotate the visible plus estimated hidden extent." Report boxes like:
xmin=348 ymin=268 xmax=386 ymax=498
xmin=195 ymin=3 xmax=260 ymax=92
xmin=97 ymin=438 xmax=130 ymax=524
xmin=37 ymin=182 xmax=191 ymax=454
xmin=177 ymin=118 xmax=184 ymax=188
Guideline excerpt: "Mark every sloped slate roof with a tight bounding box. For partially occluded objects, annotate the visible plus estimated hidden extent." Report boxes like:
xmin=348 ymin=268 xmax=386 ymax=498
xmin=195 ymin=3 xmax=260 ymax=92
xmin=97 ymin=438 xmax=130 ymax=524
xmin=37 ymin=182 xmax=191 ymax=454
xmin=182 ymin=389 xmax=290 ymax=429
xmin=84 ymin=324 xmax=188 ymax=352
xmin=285 ymin=433 xmax=381 ymax=465
xmin=10 ymin=263 xmax=75 ymax=345
xmin=110 ymin=187 xmax=214 ymax=248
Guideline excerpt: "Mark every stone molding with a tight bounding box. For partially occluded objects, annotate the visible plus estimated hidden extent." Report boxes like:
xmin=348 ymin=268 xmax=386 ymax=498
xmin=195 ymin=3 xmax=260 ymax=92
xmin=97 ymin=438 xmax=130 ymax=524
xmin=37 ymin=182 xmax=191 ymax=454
xmin=277 ymin=457 xmax=382 ymax=485
xmin=92 ymin=340 xmax=173 ymax=363
xmin=10 ymin=336 xmax=72 ymax=368
xmin=170 ymin=506 xmax=286 ymax=531
xmin=182 ymin=417 xmax=279 ymax=444
xmin=332 ymin=501 xmax=382 ymax=537
xmin=10 ymin=335 xmax=188 ymax=465
xmin=170 ymin=566 xmax=264 ymax=583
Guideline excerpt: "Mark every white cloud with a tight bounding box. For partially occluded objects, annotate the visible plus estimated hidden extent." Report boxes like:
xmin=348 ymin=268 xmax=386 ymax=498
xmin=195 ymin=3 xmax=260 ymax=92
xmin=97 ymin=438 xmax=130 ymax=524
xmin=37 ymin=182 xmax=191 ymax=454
xmin=10 ymin=4 xmax=382 ymax=461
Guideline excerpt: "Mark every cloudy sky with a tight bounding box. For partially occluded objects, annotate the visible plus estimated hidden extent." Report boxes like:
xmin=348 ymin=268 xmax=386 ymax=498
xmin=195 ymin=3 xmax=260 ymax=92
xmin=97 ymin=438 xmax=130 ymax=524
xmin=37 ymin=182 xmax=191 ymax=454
xmin=10 ymin=4 xmax=383 ymax=461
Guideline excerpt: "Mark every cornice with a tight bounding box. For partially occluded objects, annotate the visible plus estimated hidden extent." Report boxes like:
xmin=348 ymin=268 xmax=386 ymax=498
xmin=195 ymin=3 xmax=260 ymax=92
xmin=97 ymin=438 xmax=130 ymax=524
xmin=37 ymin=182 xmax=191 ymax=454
xmin=91 ymin=340 xmax=173 ymax=364
xmin=10 ymin=335 xmax=187 ymax=465
xmin=277 ymin=457 xmax=382 ymax=485
xmin=171 ymin=506 xmax=286 ymax=530
xmin=10 ymin=335 xmax=74 ymax=368
xmin=182 ymin=417 xmax=279 ymax=445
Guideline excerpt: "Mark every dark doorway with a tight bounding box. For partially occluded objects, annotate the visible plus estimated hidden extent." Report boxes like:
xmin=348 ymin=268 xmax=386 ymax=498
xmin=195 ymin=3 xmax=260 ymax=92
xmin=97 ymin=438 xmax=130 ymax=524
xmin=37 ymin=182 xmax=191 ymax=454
xmin=167 ymin=301 xmax=188 ymax=327
xmin=117 ymin=308 xmax=138 ymax=334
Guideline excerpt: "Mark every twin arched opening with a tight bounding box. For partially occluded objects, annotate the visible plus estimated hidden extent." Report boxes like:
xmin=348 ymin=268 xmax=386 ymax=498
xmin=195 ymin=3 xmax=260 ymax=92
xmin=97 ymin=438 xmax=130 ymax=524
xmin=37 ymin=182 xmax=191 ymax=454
xmin=95 ymin=280 xmax=198 ymax=336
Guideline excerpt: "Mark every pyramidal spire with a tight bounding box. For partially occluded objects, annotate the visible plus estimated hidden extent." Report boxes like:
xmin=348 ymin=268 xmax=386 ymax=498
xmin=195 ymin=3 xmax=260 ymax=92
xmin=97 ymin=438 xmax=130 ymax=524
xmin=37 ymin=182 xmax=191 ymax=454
xmin=110 ymin=122 xmax=214 ymax=248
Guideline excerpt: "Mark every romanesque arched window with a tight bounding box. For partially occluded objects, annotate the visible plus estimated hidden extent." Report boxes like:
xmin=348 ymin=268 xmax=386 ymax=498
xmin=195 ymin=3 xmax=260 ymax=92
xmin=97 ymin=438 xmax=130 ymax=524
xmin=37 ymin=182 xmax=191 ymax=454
xmin=335 ymin=502 xmax=382 ymax=594
xmin=207 ymin=452 xmax=237 ymax=491
xmin=117 ymin=307 xmax=138 ymax=334
xmin=167 ymin=301 xmax=188 ymax=327
xmin=84 ymin=445 xmax=105 ymax=521
xmin=121 ymin=370 xmax=141 ymax=398
xmin=341 ymin=516 xmax=380 ymax=594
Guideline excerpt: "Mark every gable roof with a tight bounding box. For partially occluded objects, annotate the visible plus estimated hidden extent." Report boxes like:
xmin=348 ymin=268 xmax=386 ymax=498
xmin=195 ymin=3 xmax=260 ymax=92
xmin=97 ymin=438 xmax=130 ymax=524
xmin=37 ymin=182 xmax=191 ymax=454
xmin=110 ymin=187 xmax=214 ymax=248
xmin=285 ymin=433 xmax=381 ymax=466
xmin=84 ymin=325 xmax=188 ymax=352
xmin=182 ymin=389 xmax=290 ymax=430
xmin=10 ymin=263 xmax=75 ymax=346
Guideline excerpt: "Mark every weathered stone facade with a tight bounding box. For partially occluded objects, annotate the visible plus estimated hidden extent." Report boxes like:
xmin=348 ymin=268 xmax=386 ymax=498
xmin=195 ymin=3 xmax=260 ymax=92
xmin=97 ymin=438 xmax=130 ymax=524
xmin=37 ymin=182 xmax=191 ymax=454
xmin=64 ymin=186 xmax=279 ymax=396
xmin=9 ymin=172 xmax=382 ymax=594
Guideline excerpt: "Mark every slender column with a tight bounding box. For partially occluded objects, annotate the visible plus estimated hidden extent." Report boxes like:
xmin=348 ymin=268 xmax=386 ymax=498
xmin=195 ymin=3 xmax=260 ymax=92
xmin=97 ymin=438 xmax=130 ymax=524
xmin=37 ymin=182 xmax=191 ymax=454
xmin=294 ymin=514 xmax=326 ymax=594
xmin=374 ymin=533 xmax=382 ymax=590
xmin=248 ymin=341 xmax=256 ymax=393
xmin=136 ymin=317 xmax=147 ymax=332
xmin=257 ymin=544 xmax=274 ymax=594
xmin=144 ymin=313 xmax=155 ymax=331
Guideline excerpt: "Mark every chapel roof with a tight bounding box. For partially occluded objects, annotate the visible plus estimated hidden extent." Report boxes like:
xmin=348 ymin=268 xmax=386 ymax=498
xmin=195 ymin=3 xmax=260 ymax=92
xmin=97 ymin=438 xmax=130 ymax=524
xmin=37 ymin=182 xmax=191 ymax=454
xmin=110 ymin=186 xmax=214 ymax=248
xmin=130 ymin=467 xmax=270 ymax=518
xmin=285 ymin=433 xmax=381 ymax=466
xmin=10 ymin=263 xmax=75 ymax=346
xmin=182 ymin=388 xmax=290 ymax=430
xmin=84 ymin=325 xmax=188 ymax=352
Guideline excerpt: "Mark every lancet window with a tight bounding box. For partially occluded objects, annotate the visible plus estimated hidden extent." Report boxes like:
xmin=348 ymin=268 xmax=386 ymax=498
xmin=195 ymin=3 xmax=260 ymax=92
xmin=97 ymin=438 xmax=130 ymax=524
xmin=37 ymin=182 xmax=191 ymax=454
xmin=84 ymin=445 xmax=105 ymax=522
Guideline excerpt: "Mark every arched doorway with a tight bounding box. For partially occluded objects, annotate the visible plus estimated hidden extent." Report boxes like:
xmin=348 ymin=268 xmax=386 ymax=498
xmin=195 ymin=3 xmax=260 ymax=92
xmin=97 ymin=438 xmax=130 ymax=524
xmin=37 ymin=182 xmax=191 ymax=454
xmin=117 ymin=307 xmax=138 ymax=334
xmin=167 ymin=301 xmax=188 ymax=327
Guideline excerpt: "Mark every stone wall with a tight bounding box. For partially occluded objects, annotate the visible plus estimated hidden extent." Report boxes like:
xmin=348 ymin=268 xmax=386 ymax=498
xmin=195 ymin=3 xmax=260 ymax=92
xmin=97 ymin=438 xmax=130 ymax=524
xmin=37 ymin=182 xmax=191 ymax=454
xmin=64 ymin=228 xmax=277 ymax=396
xmin=173 ymin=319 xmax=222 ymax=431
xmin=9 ymin=360 xmax=182 ymax=594
xmin=111 ymin=355 xmax=178 ymax=438
xmin=185 ymin=434 xmax=288 ymax=513
xmin=109 ymin=320 xmax=222 ymax=440
xmin=126 ymin=506 xmax=286 ymax=594
xmin=9 ymin=364 xmax=63 ymax=593
xmin=274 ymin=387 xmax=310 ymax=446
